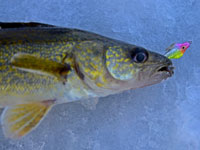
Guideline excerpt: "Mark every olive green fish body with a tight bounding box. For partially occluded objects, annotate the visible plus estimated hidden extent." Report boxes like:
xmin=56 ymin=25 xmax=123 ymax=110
xmin=0 ymin=23 xmax=174 ymax=138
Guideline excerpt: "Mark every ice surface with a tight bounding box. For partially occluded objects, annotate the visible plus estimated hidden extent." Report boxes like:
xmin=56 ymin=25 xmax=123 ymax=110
xmin=0 ymin=0 xmax=200 ymax=149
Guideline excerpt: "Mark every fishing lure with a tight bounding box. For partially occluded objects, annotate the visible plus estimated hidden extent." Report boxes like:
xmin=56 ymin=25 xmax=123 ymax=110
xmin=165 ymin=41 xmax=192 ymax=59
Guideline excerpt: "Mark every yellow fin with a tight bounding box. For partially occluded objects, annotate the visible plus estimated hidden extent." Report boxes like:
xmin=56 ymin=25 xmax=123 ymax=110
xmin=11 ymin=53 xmax=71 ymax=82
xmin=1 ymin=100 xmax=55 ymax=139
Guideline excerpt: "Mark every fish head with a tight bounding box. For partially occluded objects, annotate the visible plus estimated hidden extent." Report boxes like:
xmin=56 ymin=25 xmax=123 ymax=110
xmin=105 ymin=45 xmax=174 ymax=89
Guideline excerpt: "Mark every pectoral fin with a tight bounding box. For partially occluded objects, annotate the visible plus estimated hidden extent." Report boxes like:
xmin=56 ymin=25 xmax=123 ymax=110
xmin=1 ymin=100 xmax=55 ymax=139
xmin=11 ymin=53 xmax=71 ymax=83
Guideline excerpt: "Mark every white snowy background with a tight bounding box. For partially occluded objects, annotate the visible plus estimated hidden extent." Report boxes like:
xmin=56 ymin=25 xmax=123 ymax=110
xmin=0 ymin=0 xmax=199 ymax=150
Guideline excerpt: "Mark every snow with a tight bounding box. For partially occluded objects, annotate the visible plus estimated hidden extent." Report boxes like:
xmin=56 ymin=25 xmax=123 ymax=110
xmin=0 ymin=0 xmax=199 ymax=149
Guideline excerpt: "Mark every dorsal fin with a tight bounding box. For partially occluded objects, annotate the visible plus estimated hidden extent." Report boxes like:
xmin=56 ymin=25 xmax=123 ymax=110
xmin=0 ymin=22 xmax=57 ymax=29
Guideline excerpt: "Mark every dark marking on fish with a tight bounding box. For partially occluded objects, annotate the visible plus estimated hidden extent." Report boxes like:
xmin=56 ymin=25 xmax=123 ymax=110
xmin=62 ymin=53 xmax=69 ymax=64
xmin=74 ymin=59 xmax=84 ymax=80
xmin=59 ymin=64 xmax=71 ymax=85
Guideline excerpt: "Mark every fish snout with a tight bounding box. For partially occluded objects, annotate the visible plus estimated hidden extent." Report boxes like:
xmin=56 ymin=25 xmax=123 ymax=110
xmin=151 ymin=52 xmax=174 ymax=77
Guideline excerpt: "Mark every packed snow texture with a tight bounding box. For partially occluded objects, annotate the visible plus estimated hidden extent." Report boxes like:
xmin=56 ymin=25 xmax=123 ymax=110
xmin=0 ymin=0 xmax=199 ymax=149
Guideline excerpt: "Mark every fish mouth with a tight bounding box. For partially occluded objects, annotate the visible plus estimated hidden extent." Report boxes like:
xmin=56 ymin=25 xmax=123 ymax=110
xmin=156 ymin=65 xmax=174 ymax=77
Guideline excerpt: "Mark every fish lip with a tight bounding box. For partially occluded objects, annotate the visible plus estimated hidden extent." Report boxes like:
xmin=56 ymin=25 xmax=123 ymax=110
xmin=156 ymin=65 xmax=174 ymax=77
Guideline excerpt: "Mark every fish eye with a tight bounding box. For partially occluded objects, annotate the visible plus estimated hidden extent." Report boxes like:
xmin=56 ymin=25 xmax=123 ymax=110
xmin=182 ymin=46 xmax=185 ymax=49
xmin=130 ymin=48 xmax=148 ymax=63
xmin=134 ymin=52 xmax=147 ymax=63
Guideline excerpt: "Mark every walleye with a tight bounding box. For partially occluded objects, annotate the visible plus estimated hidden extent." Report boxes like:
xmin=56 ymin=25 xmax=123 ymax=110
xmin=0 ymin=22 xmax=174 ymax=139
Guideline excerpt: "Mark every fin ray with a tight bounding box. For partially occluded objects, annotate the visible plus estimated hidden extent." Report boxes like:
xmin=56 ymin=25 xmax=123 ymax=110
xmin=17 ymin=107 xmax=47 ymax=137
xmin=1 ymin=101 xmax=54 ymax=139
xmin=7 ymin=105 xmax=39 ymax=123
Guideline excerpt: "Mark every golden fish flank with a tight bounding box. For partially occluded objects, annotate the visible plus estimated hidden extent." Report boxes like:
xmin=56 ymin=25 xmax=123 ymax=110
xmin=0 ymin=22 xmax=174 ymax=139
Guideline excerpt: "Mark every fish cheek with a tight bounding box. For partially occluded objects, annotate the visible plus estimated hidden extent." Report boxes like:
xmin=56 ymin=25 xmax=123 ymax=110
xmin=105 ymin=46 xmax=137 ymax=81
